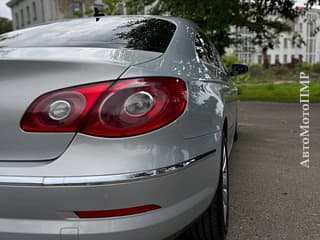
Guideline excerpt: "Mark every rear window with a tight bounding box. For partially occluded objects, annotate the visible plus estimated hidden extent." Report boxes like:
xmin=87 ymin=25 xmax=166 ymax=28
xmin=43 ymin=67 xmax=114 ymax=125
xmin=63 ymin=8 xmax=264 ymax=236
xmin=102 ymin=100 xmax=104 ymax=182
xmin=0 ymin=17 xmax=176 ymax=53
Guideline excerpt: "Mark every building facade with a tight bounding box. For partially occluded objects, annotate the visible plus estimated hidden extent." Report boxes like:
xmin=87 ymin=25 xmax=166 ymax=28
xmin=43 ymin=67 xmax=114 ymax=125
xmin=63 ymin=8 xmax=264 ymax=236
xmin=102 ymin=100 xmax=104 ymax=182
xmin=229 ymin=7 xmax=320 ymax=65
xmin=7 ymin=0 xmax=105 ymax=30
xmin=118 ymin=0 xmax=158 ymax=15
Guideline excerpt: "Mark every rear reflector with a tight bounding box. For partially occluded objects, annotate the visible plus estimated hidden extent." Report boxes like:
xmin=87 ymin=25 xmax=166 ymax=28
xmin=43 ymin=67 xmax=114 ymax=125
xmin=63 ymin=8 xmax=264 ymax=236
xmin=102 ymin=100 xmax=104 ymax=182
xmin=75 ymin=204 xmax=161 ymax=218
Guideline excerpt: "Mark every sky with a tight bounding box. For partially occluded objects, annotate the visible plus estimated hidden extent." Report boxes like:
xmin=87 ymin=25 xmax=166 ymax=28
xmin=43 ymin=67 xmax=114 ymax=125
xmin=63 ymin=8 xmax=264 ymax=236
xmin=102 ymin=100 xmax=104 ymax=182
xmin=296 ymin=0 xmax=306 ymax=4
xmin=0 ymin=0 xmax=11 ymax=19
xmin=0 ymin=0 xmax=310 ymax=20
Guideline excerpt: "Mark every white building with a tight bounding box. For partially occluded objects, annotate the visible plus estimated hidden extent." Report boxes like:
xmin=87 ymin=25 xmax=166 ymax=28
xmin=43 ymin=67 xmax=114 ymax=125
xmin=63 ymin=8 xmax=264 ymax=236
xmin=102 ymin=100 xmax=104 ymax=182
xmin=7 ymin=0 xmax=157 ymax=30
xmin=7 ymin=0 xmax=105 ymax=30
xmin=230 ymin=6 xmax=320 ymax=65
xmin=118 ymin=0 xmax=159 ymax=15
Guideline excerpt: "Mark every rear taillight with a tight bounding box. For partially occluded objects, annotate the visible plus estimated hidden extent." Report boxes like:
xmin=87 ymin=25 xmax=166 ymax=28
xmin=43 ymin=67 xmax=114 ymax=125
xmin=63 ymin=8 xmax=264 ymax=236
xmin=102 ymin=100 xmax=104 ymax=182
xmin=21 ymin=83 xmax=111 ymax=132
xmin=21 ymin=77 xmax=187 ymax=137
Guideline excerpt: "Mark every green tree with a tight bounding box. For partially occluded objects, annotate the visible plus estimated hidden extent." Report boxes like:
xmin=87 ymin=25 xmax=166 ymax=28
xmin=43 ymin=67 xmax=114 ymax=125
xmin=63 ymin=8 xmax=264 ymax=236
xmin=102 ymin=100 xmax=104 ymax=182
xmin=148 ymin=0 xmax=301 ymax=58
xmin=0 ymin=17 xmax=12 ymax=34
xmin=306 ymin=0 xmax=320 ymax=7
xmin=305 ymin=0 xmax=320 ymax=37
xmin=103 ymin=0 xmax=121 ymax=15
xmin=72 ymin=1 xmax=119 ymax=18
xmin=240 ymin=1 xmax=299 ymax=68
xmin=125 ymin=0 xmax=154 ymax=14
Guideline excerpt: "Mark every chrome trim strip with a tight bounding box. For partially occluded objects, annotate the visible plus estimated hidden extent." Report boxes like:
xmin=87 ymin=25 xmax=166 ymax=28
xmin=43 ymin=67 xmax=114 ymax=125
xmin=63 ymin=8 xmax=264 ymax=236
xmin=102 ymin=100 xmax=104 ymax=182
xmin=0 ymin=176 xmax=43 ymax=185
xmin=0 ymin=150 xmax=216 ymax=186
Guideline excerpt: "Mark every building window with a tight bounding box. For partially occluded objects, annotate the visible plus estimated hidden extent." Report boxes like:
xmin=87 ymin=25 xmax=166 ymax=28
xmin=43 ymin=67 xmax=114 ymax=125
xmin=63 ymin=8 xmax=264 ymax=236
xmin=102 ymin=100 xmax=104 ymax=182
xmin=26 ymin=6 xmax=31 ymax=24
xmin=291 ymin=40 xmax=295 ymax=48
xmin=291 ymin=55 xmax=295 ymax=63
xmin=299 ymin=23 xmax=303 ymax=33
xmin=284 ymin=54 xmax=287 ymax=63
xmin=41 ymin=0 xmax=45 ymax=22
xmin=284 ymin=38 xmax=288 ymax=49
xmin=299 ymin=54 xmax=303 ymax=62
xmin=33 ymin=2 xmax=37 ymax=21
xmin=73 ymin=2 xmax=83 ymax=13
xmin=15 ymin=12 xmax=19 ymax=29
xmin=268 ymin=55 xmax=271 ymax=64
xmin=275 ymin=39 xmax=280 ymax=48
xmin=20 ymin=9 xmax=24 ymax=27
xmin=275 ymin=54 xmax=280 ymax=64
xmin=307 ymin=21 xmax=314 ymax=37
xmin=307 ymin=39 xmax=315 ymax=52
xmin=258 ymin=55 xmax=262 ymax=64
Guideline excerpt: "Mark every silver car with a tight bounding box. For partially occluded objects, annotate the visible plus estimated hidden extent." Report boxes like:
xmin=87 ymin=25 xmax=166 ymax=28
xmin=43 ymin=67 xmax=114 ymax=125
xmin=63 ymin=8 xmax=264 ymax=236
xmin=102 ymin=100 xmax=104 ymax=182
xmin=0 ymin=16 xmax=247 ymax=240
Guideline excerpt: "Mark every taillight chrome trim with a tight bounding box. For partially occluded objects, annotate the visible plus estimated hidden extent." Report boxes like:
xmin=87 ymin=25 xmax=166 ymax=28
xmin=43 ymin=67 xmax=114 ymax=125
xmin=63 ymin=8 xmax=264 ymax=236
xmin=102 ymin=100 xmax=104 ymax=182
xmin=0 ymin=150 xmax=215 ymax=186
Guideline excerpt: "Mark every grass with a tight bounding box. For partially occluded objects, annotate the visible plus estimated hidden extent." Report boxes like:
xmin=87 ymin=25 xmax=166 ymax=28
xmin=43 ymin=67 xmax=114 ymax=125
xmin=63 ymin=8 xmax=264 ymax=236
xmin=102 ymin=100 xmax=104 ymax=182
xmin=245 ymin=72 xmax=320 ymax=84
xmin=223 ymin=62 xmax=320 ymax=102
xmin=237 ymin=82 xmax=320 ymax=102
xmin=231 ymin=64 xmax=320 ymax=85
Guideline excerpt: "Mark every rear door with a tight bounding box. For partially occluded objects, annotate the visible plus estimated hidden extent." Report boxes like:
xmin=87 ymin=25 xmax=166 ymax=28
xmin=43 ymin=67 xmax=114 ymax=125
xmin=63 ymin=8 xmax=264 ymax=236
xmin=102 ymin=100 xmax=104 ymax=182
xmin=195 ymin=32 xmax=236 ymax=145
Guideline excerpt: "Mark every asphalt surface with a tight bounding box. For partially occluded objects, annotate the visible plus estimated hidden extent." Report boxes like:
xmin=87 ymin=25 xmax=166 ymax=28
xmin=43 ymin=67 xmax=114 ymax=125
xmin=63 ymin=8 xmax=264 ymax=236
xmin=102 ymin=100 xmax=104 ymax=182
xmin=179 ymin=101 xmax=320 ymax=240
xmin=227 ymin=101 xmax=320 ymax=240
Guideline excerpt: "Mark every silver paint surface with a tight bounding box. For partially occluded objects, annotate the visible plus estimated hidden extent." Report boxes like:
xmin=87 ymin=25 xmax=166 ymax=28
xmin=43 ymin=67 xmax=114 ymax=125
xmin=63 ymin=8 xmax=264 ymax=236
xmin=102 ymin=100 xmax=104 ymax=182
xmin=0 ymin=16 xmax=238 ymax=239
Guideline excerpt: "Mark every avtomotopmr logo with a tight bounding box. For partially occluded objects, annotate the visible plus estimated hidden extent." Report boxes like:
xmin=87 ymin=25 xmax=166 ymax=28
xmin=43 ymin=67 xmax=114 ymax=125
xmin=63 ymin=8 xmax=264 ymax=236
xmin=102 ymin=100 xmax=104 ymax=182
xmin=299 ymin=72 xmax=310 ymax=168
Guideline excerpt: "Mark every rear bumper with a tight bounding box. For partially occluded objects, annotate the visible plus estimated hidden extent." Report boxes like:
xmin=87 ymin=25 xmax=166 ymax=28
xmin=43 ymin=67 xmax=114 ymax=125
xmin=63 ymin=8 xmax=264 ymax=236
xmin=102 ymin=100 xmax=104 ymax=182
xmin=1 ymin=190 xmax=213 ymax=240
xmin=0 ymin=151 xmax=215 ymax=186
xmin=0 ymin=151 xmax=220 ymax=240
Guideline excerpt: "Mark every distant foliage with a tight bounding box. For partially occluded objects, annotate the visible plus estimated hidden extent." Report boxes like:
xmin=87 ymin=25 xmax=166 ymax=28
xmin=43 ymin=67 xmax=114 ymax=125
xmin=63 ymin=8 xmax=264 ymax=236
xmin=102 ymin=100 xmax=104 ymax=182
xmin=91 ymin=0 xmax=307 ymax=55
xmin=126 ymin=0 xmax=155 ymax=14
xmin=0 ymin=17 xmax=12 ymax=34
xmin=222 ymin=55 xmax=251 ymax=83
xmin=103 ymin=0 xmax=121 ymax=15
xmin=307 ymin=0 xmax=320 ymax=8
xmin=234 ymin=62 xmax=320 ymax=84
xmin=73 ymin=10 xmax=84 ymax=18
xmin=270 ymin=66 xmax=290 ymax=75
xmin=222 ymin=55 xmax=241 ymax=70
xmin=149 ymin=0 xmax=301 ymax=54
xmin=236 ymin=72 xmax=251 ymax=83
xmin=249 ymin=64 xmax=263 ymax=78
xmin=312 ymin=63 xmax=320 ymax=73
xmin=74 ymin=0 xmax=120 ymax=17
xmin=296 ymin=62 xmax=313 ymax=72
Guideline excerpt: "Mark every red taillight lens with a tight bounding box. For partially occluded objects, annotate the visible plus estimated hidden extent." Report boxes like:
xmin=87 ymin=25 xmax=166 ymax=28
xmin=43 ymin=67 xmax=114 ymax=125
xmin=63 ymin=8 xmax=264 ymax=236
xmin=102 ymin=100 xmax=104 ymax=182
xmin=82 ymin=78 xmax=187 ymax=137
xmin=21 ymin=83 xmax=112 ymax=132
xmin=21 ymin=77 xmax=187 ymax=137
xmin=75 ymin=204 xmax=161 ymax=218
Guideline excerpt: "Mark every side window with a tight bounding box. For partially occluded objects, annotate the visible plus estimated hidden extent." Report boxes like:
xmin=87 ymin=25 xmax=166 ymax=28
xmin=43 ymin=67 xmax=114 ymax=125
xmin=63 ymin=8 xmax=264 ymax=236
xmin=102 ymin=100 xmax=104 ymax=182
xmin=195 ymin=33 xmax=208 ymax=62
xmin=211 ymin=44 xmax=227 ymax=72
xmin=195 ymin=32 xmax=221 ymax=69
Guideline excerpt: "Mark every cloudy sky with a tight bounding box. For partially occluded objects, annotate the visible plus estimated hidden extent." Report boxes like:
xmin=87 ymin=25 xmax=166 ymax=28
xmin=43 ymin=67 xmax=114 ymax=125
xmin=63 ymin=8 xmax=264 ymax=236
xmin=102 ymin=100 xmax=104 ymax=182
xmin=0 ymin=0 xmax=11 ymax=19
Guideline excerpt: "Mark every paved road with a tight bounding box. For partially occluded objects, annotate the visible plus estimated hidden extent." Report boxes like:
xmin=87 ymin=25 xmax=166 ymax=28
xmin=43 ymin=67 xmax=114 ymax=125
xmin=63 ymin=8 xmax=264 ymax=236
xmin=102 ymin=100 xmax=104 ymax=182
xmin=229 ymin=102 xmax=320 ymax=240
xmin=179 ymin=101 xmax=320 ymax=240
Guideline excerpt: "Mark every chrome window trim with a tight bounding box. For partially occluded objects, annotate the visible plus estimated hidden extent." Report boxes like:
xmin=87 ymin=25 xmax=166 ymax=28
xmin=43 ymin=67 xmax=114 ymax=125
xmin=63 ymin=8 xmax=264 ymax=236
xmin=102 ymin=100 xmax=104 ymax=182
xmin=0 ymin=150 xmax=215 ymax=186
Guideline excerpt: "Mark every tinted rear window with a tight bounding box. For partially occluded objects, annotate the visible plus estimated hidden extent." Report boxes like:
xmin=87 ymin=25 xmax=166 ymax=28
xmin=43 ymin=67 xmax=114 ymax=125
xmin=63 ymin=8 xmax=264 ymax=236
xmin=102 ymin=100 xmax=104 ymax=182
xmin=0 ymin=17 xmax=176 ymax=53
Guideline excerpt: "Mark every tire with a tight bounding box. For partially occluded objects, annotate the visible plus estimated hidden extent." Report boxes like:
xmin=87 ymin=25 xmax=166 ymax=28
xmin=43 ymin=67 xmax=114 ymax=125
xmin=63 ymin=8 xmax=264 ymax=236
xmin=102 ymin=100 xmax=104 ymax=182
xmin=185 ymin=133 xmax=229 ymax=240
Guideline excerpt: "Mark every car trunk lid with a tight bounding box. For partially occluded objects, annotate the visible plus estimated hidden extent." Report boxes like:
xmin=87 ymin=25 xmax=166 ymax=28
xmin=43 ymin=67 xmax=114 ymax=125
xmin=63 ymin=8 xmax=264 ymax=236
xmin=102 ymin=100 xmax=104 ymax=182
xmin=0 ymin=47 xmax=161 ymax=161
